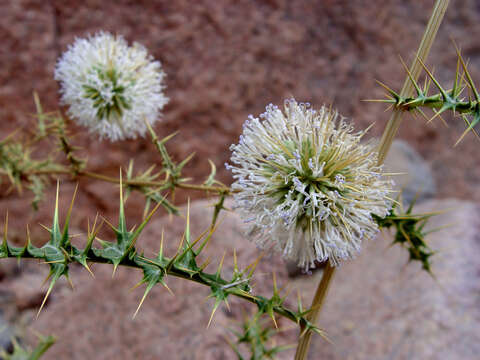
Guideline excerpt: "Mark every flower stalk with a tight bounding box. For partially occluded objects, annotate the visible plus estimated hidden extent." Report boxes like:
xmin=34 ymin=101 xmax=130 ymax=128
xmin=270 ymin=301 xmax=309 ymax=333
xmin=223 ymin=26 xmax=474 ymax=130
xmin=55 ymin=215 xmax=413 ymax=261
xmin=294 ymin=263 xmax=335 ymax=360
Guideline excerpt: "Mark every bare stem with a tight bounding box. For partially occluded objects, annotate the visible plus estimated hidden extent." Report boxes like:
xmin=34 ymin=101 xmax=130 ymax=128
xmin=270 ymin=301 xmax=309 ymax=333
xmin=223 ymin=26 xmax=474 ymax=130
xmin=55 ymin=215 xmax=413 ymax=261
xmin=294 ymin=263 xmax=335 ymax=360
xmin=294 ymin=1 xmax=449 ymax=358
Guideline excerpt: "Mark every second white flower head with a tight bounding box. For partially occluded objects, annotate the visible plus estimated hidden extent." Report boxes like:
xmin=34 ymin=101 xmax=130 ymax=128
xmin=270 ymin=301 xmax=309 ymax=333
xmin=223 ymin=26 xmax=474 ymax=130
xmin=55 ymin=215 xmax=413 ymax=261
xmin=55 ymin=32 xmax=168 ymax=141
xmin=227 ymin=99 xmax=393 ymax=269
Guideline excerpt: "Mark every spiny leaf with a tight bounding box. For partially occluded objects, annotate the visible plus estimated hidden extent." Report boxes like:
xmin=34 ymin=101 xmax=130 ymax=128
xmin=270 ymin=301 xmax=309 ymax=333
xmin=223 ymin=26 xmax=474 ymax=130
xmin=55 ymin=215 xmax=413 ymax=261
xmin=373 ymin=197 xmax=437 ymax=274
xmin=203 ymin=159 xmax=217 ymax=186
xmin=173 ymin=202 xmax=202 ymax=276
xmin=216 ymin=251 xmax=226 ymax=280
xmin=227 ymin=313 xmax=293 ymax=360
xmin=399 ymin=56 xmax=424 ymax=99
xmin=102 ymin=170 xmax=139 ymax=275
xmin=415 ymin=55 xmax=453 ymax=106
xmin=207 ymin=285 xmax=229 ymax=328
xmin=50 ymin=181 xmax=62 ymax=246
xmin=117 ymin=170 xmax=127 ymax=243
xmin=37 ymin=263 xmax=67 ymax=317
xmin=74 ymin=214 xmax=103 ymax=277
xmin=454 ymin=43 xmax=480 ymax=103
xmin=455 ymin=106 xmax=480 ymax=146
xmin=35 ymin=183 xmax=76 ymax=316
xmin=126 ymin=199 xmax=163 ymax=254
xmin=375 ymin=79 xmax=403 ymax=102
xmin=177 ymin=152 xmax=196 ymax=172
xmin=60 ymin=183 xmax=78 ymax=248
xmin=133 ymin=265 xmax=172 ymax=318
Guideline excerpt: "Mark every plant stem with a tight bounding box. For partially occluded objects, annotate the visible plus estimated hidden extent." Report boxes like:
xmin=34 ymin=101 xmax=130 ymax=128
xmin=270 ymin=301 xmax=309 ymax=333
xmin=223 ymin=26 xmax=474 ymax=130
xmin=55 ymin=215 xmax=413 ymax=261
xmin=294 ymin=263 xmax=335 ymax=360
xmin=377 ymin=0 xmax=450 ymax=164
xmin=294 ymin=1 xmax=449 ymax=359
xmin=0 ymin=168 xmax=232 ymax=194
xmin=29 ymin=335 xmax=56 ymax=360
xmin=1 ymin=243 xmax=304 ymax=326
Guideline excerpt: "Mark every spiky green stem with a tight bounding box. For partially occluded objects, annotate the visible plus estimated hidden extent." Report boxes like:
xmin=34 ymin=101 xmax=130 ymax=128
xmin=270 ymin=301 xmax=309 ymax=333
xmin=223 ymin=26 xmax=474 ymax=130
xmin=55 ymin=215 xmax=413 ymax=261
xmin=0 ymin=167 xmax=230 ymax=193
xmin=0 ymin=239 xmax=317 ymax=329
xmin=0 ymin=178 xmax=321 ymax=334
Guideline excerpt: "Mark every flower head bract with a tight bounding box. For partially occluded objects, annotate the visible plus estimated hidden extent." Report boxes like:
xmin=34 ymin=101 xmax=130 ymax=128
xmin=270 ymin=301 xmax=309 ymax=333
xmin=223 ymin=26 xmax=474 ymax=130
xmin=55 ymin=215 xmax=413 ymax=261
xmin=55 ymin=32 xmax=168 ymax=141
xmin=227 ymin=99 xmax=392 ymax=269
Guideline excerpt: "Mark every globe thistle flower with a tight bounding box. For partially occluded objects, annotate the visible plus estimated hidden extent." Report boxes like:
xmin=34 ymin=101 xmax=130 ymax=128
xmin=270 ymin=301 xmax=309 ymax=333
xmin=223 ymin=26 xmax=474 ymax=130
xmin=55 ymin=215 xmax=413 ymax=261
xmin=55 ymin=32 xmax=168 ymax=141
xmin=227 ymin=99 xmax=393 ymax=269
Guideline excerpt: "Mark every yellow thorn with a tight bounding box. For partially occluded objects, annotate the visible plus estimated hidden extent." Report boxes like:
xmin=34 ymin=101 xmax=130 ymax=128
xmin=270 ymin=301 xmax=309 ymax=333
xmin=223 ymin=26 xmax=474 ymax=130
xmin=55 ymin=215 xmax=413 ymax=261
xmin=454 ymin=126 xmax=472 ymax=147
xmin=207 ymin=302 xmax=219 ymax=328
xmin=216 ymin=251 xmax=226 ymax=278
xmin=40 ymin=272 xmax=52 ymax=288
xmin=270 ymin=312 xmax=278 ymax=329
xmin=38 ymin=223 xmax=51 ymax=233
xmin=112 ymin=264 xmax=118 ymax=278
xmin=161 ymin=280 xmax=174 ymax=296
xmin=60 ymin=247 xmax=72 ymax=261
xmin=199 ymin=257 xmax=212 ymax=272
xmin=130 ymin=280 xmax=146 ymax=292
xmin=55 ymin=180 xmax=60 ymax=216
xmin=83 ymin=262 xmax=95 ymax=278
xmin=119 ymin=169 xmax=124 ymax=205
xmin=40 ymin=260 xmax=64 ymax=265
xmin=66 ymin=275 xmax=74 ymax=290
xmin=65 ymin=183 xmax=79 ymax=221
xmin=100 ymin=216 xmax=116 ymax=232
xmin=133 ymin=290 xmax=149 ymax=319
xmin=159 ymin=228 xmax=164 ymax=256
xmin=37 ymin=279 xmax=56 ymax=318
xmin=247 ymin=251 xmax=265 ymax=278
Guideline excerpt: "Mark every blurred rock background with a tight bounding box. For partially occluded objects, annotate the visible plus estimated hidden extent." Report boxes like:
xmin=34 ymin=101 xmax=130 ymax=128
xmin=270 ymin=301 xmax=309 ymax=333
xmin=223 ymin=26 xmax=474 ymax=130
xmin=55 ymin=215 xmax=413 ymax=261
xmin=1 ymin=0 xmax=479 ymax=359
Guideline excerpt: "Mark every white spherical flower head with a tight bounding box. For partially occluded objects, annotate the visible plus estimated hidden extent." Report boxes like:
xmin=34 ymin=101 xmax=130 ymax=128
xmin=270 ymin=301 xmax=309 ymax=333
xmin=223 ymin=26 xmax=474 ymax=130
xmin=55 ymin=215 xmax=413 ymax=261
xmin=227 ymin=99 xmax=393 ymax=269
xmin=55 ymin=32 xmax=168 ymax=141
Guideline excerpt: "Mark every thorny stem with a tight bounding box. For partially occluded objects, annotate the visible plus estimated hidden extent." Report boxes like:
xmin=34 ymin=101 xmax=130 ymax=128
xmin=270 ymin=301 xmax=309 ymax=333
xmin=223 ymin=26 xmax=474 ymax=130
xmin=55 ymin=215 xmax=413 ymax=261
xmin=1 ymin=245 xmax=303 ymax=326
xmin=377 ymin=0 xmax=450 ymax=164
xmin=0 ymin=168 xmax=231 ymax=194
xmin=294 ymin=1 xmax=449 ymax=359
